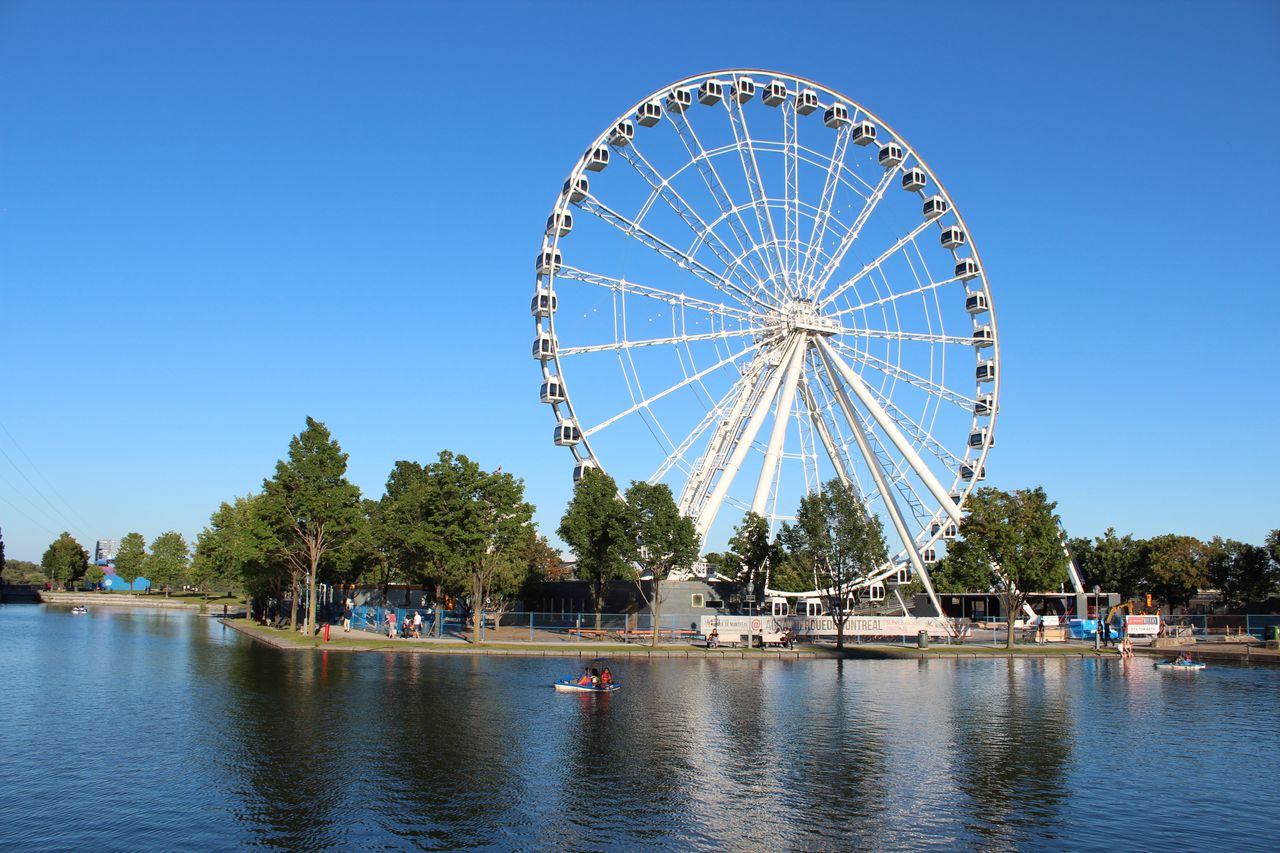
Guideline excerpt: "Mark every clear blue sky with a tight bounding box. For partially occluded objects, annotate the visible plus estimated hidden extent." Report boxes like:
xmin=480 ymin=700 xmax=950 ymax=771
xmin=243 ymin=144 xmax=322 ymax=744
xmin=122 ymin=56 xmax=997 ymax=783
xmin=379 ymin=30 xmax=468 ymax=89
xmin=2 ymin=0 xmax=1277 ymax=562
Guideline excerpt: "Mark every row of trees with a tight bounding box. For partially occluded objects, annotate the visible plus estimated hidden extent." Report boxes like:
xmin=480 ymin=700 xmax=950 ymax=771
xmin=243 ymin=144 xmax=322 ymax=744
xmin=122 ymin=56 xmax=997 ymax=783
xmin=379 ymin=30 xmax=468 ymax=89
xmin=192 ymin=417 xmax=556 ymax=636
xmin=1066 ymin=529 xmax=1280 ymax=611
xmin=557 ymin=470 xmax=698 ymax=645
xmin=710 ymin=485 xmax=1069 ymax=649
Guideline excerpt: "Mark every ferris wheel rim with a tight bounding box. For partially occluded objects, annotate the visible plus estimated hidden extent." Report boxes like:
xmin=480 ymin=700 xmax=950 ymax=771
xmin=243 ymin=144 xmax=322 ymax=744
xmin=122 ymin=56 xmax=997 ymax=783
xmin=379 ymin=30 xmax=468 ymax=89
xmin=534 ymin=69 xmax=1000 ymax=591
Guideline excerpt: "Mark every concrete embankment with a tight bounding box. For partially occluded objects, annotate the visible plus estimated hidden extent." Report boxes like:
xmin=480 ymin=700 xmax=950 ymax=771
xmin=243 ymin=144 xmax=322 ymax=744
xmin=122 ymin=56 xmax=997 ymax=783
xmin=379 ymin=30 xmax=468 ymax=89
xmin=40 ymin=591 xmax=246 ymax=615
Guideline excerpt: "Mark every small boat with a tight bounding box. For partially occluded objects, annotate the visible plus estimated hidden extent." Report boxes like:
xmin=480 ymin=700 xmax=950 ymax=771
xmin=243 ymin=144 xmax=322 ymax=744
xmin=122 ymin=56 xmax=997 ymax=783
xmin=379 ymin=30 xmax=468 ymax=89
xmin=553 ymin=679 xmax=620 ymax=694
xmin=1154 ymin=659 xmax=1205 ymax=671
xmin=70 ymin=606 xmax=89 ymax=615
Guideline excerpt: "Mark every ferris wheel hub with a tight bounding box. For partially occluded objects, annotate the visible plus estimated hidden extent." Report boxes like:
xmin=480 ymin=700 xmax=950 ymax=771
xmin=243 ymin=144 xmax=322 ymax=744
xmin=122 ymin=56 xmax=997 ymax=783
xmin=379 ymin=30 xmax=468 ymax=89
xmin=778 ymin=298 xmax=839 ymax=337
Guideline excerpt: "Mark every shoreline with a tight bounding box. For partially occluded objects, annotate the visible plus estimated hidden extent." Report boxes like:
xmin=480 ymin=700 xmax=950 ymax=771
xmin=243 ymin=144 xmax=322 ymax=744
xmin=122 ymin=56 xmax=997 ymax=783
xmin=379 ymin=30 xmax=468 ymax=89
xmin=39 ymin=591 xmax=246 ymax=615
xmin=221 ymin=618 xmax=1149 ymax=661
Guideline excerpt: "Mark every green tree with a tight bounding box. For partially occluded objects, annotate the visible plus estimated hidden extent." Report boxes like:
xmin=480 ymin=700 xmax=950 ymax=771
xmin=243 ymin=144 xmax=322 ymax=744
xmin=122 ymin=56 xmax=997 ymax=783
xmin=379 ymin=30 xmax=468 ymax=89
xmin=558 ymin=469 xmax=633 ymax=629
xmin=0 ymin=527 xmax=6 ymax=581
xmin=85 ymin=565 xmax=106 ymax=588
xmin=2 ymin=558 xmax=40 ymax=585
xmin=939 ymin=487 xmax=1069 ymax=649
xmin=262 ymin=417 xmax=363 ymax=633
xmin=726 ymin=511 xmax=778 ymax=598
xmin=373 ymin=458 xmax=463 ymax=607
xmin=462 ymin=463 xmax=535 ymax=638
xmin=1266 ymin=529 xmax=1280 ymax=572
xmin=1077 ymin=528 xmax=1150 ymax=599
xmin=782 ymin=479 xmax=887 ymax=649
xmin=40 ymin=531 xmax=89 ymax=590
xmin=146 ymin=531 xmax=190 ymax=596
xmin=1144 ymin=534 xmax=1209 ymax=611
xmin=193 ymin=494 xmax=287 ymax=602
xmin=115 ymin=532 xmax=148 ymax=591
xmin=1206 ymin=537 xmax=1275 ymax=610
xmin=625 ymin=481 xmax=698 ymax=647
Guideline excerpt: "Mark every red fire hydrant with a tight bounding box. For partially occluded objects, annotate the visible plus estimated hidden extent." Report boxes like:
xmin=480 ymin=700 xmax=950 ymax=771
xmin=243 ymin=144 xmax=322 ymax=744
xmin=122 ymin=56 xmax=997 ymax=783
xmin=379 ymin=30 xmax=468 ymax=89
xmin=323 ymin=623 xmax=330 ymax=642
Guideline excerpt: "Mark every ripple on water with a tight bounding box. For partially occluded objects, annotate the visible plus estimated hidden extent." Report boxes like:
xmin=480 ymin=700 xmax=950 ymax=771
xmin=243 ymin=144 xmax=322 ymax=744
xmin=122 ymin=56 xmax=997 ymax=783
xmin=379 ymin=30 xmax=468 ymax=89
xmin=1 ymin=608 xmax=1279 ymax=851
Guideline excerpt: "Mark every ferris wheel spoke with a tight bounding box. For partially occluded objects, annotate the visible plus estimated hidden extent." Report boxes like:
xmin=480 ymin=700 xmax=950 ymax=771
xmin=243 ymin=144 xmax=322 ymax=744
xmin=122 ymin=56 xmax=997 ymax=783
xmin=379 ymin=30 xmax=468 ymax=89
xmin=809 ymin=163 xmax=905 ymax=302
xmin=556 ymin=266 xmax=760 ymax=325
xmin=583 ymin=340 xmax=760 ymax=437
xmin=574 ymin=195 xmax=768 ymax=310
xmin=798 ymin=375 xmax=855 ymax=490
xmin=723 ymin=97 xmax=790 ymax=285
xmin=835 ymin=326 xmax=974 ymax=346
xmin=558 ymin=326 xmax=759 ymax=357
xmin=783 ymin=100 xmax=801 ymax=296
xmin=831 ymin=338 xmax=976 ymax=411
xmin=828 ymin=273 xmax=964 ymax=319
xmin=667 ymin=111 xmax=778 ymax=291
xmin=800 ymin=124 xmax=852 ymax=288
xmin=611 ymin=137 xmax=752 ymax=286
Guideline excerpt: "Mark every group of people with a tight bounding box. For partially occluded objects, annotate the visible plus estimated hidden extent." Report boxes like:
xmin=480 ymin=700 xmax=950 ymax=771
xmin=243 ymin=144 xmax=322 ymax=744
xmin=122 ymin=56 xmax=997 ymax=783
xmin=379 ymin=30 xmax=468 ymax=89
xmin=385 ymin=608 xmax=427 ymax=639
xmin=575 ymin=666 xmax=613 ymax=687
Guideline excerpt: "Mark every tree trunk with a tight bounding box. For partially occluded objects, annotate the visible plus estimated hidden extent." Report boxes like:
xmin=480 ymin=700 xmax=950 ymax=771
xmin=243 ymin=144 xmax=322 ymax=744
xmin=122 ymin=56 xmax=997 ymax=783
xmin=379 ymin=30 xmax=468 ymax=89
xmin=593 ymin=576 xmax=604 ymax=630
xmin=306 ymin=552 xmax=319 ymax=636
xmin=1005 ymin=591 xmax=1020 ymax=649
xmin=288 ymin=571 xmax=300 ymax=628
xmin=650 ymin=579 xmax=660 ymax=648
xmin=471 ymin=571 xmax=484 ymax=641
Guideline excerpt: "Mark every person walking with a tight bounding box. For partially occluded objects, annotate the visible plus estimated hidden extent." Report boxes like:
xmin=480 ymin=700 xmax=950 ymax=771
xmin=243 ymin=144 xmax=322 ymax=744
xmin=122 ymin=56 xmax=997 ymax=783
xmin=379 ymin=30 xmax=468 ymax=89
xmin=386 ymin=609 xmax=397 ymax=639
xmin=412 ymin=610 xmax=423 ymax=639
xmin=343 ymin=599 xmax=354 ymax=633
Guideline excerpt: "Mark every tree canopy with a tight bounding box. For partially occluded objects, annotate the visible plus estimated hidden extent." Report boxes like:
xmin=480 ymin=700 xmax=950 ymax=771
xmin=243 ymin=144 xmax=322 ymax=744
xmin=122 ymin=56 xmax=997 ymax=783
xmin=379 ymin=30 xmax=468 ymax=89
xmin=41 ymin=532 xmax=89 ymax=590
xmin=938 ymin=486 xmax=1068 ymax=648
xmin=779 ymin=479 xmax=887 ymax=648
xmin=625 ymin=480 xmax=698 ymax=645
xmin=558 ymin=469 xmax=634 ymax=627
xmin=262 ymin=416 xmax=364 ymax=631
xmin=115 ymin=532 xmax=147 ymax=587
xmin=146 ymin=531 xmax=190 ymax=595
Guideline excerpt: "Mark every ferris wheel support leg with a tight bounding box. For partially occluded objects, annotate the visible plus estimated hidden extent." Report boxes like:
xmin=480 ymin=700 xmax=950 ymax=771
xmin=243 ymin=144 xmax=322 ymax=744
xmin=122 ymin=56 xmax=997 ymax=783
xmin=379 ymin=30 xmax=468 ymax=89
xmin=750 ymin=334 xmax=808 ymax=516
xmin=695 ymin=335 xmax=803 ymax=540
xmin=817 ymin=347 xmax=951 ymax=630
xmin=816 ymin=337 xmax=962 ymax=525
xmin=800 ymin=379 xmax=854 ymax=489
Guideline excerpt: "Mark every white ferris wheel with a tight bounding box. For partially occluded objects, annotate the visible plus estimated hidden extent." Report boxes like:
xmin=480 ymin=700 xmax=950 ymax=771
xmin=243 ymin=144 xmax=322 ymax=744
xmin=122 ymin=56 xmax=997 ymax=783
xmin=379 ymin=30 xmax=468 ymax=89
xmin=531 ymin=70 xmax=999 ymax=615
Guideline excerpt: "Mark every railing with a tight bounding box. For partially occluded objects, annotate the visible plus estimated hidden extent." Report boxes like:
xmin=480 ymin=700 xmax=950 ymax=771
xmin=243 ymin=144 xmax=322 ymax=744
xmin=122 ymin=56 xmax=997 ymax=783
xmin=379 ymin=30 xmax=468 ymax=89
xmin=316 ymin=606 xmax=1280 ymax=646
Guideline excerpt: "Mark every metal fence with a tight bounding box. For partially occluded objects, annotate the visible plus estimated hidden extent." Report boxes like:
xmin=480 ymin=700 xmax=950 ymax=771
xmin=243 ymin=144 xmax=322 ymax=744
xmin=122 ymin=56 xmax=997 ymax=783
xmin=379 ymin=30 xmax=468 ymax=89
xmin=1159 ymin=614 xmax=1280 ymax=641
xmin=331 ymin=606 xmax=1280 ymax=646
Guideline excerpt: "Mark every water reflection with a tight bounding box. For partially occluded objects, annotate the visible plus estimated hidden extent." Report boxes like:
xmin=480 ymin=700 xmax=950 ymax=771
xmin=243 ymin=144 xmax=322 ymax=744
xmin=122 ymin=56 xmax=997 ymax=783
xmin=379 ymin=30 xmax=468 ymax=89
xmin=3 ymin=608 xmax=1279 ymax=851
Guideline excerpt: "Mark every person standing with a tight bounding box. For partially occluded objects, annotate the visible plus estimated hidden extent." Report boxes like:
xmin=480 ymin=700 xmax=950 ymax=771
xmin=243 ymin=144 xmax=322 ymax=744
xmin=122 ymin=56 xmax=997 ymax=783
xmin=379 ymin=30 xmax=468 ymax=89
xmin=386 ymin=609 xmax=397 ymax=639
xmin=412 ymin=610 xmax=423 ymax=639
xmin=343 ymin=599 xmax=354 ymax=633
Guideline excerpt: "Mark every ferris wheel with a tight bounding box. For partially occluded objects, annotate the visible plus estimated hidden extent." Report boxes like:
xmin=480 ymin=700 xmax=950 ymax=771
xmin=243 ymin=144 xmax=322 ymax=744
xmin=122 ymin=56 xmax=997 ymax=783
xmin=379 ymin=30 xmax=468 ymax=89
xmin=531 ymin=70 xmax=998 ymax=614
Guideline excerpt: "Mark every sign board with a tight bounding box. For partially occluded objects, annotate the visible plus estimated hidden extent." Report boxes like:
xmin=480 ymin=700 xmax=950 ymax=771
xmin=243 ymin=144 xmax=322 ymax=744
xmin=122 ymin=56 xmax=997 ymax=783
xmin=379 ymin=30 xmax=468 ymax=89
xmin=701 ymin=613 xmax=957 ymax=640
xmin=1124 ymin=614 xmax=1162 ymax=636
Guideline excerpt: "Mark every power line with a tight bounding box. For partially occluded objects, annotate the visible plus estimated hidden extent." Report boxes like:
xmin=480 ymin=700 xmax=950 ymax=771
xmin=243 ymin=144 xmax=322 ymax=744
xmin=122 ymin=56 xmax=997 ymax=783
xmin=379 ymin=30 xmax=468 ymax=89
xmin=0 ymin=419 xmax=94 ymax=532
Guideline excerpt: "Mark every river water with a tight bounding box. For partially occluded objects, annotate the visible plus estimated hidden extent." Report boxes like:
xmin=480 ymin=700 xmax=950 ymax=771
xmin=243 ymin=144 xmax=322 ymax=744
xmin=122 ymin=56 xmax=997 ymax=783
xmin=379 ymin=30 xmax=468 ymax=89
xmin=2 ymin=605 xmax=1277 ymax=851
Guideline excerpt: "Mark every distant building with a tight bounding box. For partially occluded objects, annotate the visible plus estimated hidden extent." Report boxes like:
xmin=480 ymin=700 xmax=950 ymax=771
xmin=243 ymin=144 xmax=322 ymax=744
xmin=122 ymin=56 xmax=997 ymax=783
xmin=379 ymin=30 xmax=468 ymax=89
xmin=95 ymin=539 xmax=119 ymax=564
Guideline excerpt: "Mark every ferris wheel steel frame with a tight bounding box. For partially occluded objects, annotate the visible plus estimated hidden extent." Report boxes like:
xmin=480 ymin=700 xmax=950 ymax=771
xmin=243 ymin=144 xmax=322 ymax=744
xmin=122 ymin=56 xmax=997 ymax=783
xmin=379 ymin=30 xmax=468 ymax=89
xmin=532 ymin=70 xmax=1008 ymax=618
